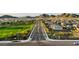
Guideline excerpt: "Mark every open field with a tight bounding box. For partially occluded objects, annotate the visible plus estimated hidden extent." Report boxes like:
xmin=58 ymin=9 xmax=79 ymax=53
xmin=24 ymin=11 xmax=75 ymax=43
xmin=0 ymin=21 xmax=34 ymax=40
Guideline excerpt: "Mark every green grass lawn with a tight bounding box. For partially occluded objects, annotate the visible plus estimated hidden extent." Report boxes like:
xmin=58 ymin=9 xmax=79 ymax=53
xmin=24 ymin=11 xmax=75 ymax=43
xmin=0 ymin=22 xmax=34 ymax=39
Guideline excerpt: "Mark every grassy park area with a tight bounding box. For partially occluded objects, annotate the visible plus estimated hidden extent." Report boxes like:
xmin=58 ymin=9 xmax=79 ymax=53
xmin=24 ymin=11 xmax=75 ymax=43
xmin=0 ymin=21 xmax=34 ymax=40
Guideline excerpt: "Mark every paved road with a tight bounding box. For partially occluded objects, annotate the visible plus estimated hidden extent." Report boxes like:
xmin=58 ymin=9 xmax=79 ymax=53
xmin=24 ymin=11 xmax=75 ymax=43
xmin=0 ymin=40 xmax=79 ymax=46
xmin=30 ymin=20 xmax=45 ymax=41
xmin=15 ymin=40 xmax=79 ymax=46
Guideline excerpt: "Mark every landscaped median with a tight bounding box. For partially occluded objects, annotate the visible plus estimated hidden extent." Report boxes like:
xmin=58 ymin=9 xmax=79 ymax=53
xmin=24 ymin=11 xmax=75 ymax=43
xmin=0 ymin=21 xmax=35 ymax=41
xmin=41 ymin=21 xmax=50 ymax=40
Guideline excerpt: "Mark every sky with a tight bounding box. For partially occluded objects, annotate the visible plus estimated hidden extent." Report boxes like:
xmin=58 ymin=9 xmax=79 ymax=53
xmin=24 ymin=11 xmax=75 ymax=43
xmin=0 ymin=13 xmax=78 ymax=17
xmin=0 ymin=13 xmax=42 ymax=17
xmin=0 ymin=13 xmax=62 ymax=17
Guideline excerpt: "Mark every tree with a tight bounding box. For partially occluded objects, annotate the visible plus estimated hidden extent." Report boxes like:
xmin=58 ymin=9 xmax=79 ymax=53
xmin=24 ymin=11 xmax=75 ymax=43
xmin=50 ymin=15 xmax=55 ymax=17
xmin=26 ymin=16 xmax=32 ymax=18
xmin=41 ymin=14 xmax=49 ymax=17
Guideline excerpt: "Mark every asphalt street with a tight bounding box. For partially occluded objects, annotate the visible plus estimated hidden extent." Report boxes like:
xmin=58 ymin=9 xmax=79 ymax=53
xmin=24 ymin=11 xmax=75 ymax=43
xmin=30 ymin=20 xmax=45 ymax=41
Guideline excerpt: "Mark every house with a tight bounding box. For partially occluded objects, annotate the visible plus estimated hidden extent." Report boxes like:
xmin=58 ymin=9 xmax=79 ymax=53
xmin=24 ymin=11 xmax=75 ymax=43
xmin=63 ymin=19 xmax=77 ymax=30
xmin=44 ymin=19 xmax=52 ymax=26
xmin=77 ymin=24 xmax=79 ymax=28
xmin=52 ymin=24 xmax=63 ymax=31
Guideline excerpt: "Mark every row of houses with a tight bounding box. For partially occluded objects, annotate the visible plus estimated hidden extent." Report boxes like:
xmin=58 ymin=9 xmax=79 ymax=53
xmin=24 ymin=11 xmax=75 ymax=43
xmin=45 ymin=19 xmax=79 ymax=31
xmin=0 ymin=18 xmax=35 ymax=22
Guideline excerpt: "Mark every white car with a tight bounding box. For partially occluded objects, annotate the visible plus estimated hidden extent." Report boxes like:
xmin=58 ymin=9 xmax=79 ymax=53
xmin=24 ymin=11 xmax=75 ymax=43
xmin=74 ymin=41 xmax=79 ymax=45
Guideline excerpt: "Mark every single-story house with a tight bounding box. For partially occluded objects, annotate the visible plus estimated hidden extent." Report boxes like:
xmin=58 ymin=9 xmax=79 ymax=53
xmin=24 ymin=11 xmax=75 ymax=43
xmin=52 ymin=24 xmax=63 ymax=31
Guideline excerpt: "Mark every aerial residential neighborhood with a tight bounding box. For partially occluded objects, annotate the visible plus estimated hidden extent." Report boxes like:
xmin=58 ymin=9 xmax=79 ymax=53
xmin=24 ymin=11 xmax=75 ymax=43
xmin=45 ymin=18 xmax=78 ymax=31
xmin=41 ymin=13 xmax=79 ymax=40
xmin=0 ymin=13 xmax=79 ymax=46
